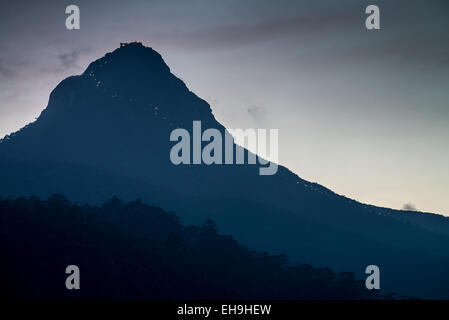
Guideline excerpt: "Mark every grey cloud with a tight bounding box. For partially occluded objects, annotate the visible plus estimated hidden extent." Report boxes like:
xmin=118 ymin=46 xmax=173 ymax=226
xmin=0 ymin=56 xmax=33 ymax=79
xmin=147 ymin=11 xmax=357 ymax=50
xmin=57 ymin=48 xmax=90 ymax=70
xmin=41 ymin=48 xmax=91 ymax=75
xmin=0 ymin=59 xmax=15 ymax=78
xmin=402 ymin=203 xmax=417 ymax=211
xmin=247 ymin=105 xmax=267 ymax=123
xmin=0 ymin=57 xmax=21 ymax=78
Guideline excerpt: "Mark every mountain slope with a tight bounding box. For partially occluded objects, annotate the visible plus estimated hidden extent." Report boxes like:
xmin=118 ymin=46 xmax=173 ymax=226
xmin=0 ymin=43 xmax=448 ymax=298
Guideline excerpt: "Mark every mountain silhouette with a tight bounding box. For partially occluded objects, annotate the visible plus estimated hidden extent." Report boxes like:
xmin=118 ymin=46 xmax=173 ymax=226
xmin=0 ymin=42 xmax=448 ymax=298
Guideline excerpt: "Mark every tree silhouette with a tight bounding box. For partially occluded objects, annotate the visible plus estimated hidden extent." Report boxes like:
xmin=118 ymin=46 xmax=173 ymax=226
xmin=0 ymin=194 xmax=395 ymax=300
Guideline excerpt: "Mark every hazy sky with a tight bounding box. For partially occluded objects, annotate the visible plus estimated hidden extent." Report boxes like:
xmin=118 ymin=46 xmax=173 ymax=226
xmin=1 ymin=0 xmax=448 ymax=215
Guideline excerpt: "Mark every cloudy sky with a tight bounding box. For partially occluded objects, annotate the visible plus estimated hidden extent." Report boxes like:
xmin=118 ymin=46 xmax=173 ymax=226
xmin=1 ymin=0 xmax=448 ymax=215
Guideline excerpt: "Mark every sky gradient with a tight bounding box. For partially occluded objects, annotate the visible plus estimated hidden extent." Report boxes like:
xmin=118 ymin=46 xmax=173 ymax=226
xmin=1 ymin=0 xmax=448 ymax=215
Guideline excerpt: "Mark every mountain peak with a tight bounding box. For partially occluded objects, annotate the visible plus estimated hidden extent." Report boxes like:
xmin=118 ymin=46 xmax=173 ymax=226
xmin=75 ymin=42 xmax=209 ymax=121
xmin=83 ymin=42 xmax=171 ymax=79
xmin=119 ymin=41 xmax=144 ymax=47
xmin=27 ymin=42 xmax=215 ymax=138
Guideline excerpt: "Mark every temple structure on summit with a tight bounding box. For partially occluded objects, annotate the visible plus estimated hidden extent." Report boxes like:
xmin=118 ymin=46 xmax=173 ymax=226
xmin=120 ymin=41 xmax=142 ymax=47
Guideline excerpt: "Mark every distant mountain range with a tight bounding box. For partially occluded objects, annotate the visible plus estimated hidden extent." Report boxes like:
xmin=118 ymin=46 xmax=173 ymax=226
xmin=1 ymin=43 xmax=448 ymax=298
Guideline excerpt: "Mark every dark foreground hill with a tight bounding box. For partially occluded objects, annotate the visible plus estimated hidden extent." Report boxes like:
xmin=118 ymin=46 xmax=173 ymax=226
xmin=0 ymin=195 xmax=385 ymax=300
xmin=0 ymin=43 xmax=448 ymax=298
